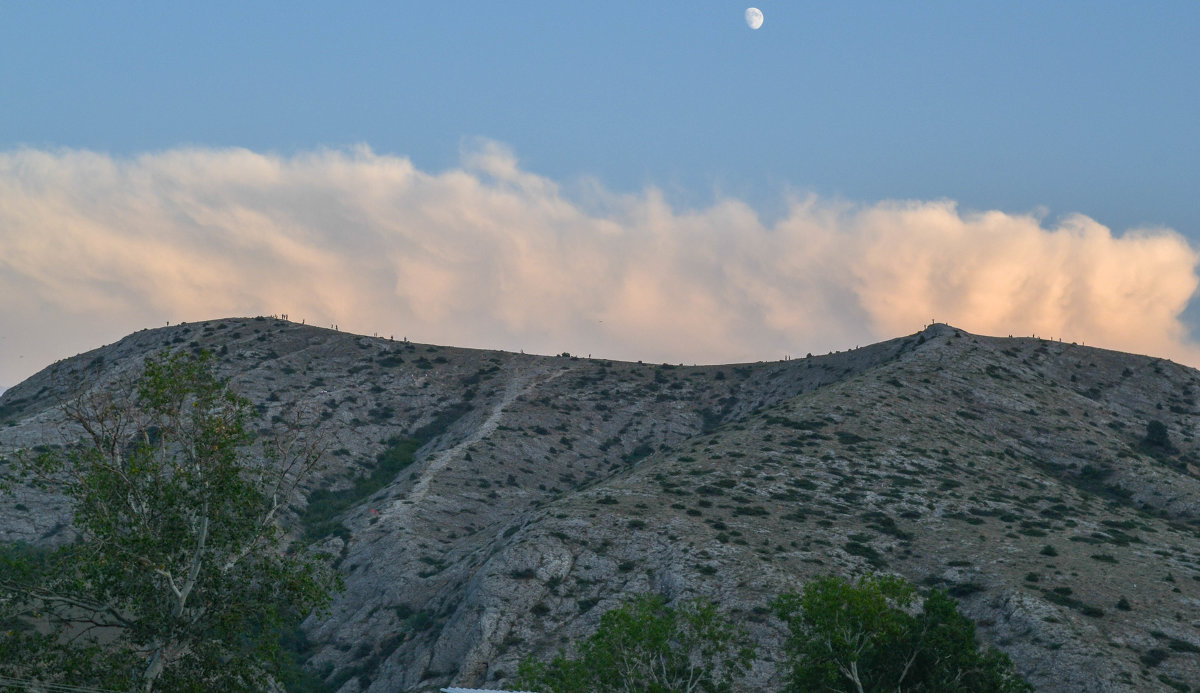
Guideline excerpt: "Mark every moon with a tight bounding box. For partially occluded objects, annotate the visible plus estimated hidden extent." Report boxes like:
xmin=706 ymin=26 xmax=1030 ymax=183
xmin=745 ymin=7 xmax=764 ymax=30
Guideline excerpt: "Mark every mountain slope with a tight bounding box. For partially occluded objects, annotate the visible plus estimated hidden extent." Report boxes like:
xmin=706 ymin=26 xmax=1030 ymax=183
xmin=1 ymin=318 xmax=1198 ymax=692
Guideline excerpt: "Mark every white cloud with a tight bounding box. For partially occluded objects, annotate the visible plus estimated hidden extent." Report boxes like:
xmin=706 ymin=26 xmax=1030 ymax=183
xmin=1 ymin=142 xmax=1197 ymax=387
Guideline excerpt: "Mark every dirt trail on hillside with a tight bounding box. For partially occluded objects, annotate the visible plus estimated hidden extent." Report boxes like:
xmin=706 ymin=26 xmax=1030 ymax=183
xmin=389 ymin=362 xmax=569 ymax=513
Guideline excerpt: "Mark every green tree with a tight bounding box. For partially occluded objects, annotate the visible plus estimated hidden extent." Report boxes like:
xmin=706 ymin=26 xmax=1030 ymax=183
xmin=773 ymin=574 xmax=1031 ymax=693
xmin=1144 ymin=419 xmax=1171 ymax=449
xmin=0 ymin=351 xmax=339 ymax=692
xmin=515 ymin=593 xmax=756 ymax=693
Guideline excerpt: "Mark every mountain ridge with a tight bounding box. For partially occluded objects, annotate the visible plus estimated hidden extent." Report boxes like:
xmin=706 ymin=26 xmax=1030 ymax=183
xmin=2 ymin=317 xmax=1199 ymax=692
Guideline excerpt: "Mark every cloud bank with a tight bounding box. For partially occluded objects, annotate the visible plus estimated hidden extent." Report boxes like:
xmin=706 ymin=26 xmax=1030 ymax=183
xmin=1 ymin=142 xmax=1197 ymax=386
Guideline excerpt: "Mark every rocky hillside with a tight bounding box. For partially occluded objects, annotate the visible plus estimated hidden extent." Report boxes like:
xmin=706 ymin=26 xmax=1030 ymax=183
xmin=2 ymin=317 xmax=1199 ymax=692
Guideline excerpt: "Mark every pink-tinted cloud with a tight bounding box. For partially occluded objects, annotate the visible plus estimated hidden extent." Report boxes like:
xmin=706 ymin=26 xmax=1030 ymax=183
xmin=0 ymin=142 xmax=1196 ymax=387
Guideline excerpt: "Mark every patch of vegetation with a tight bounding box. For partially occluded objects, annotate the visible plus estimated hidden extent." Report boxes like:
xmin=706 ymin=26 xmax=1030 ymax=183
xmin=412 ymin=401 xmax=474 ymax=442
xmin=277 ymin=626 xmax=336 ymax=692
xmin=367 ymin=404 xmax=395 ymax=423
xmin=394 ymin=604 xmax=435 ymax=631
xmin=843 ymin=540 xmax=885 ymax=568
xmin=1039 ymin=587 xmax=1104 ymax=617
xmin=835 ymin=431 xmax=869 ymax=445
xmin=1140 ymin=648 xmax=1169 ymax=668
xmin=1157 ymin=674 xmax=1191 ymax=692
xmin=774 ymin=575 xmax=1031 ymax=692
xmin=1168 ymin=637 xmax=1200 ymax=654
xmin=732 ymin=505 xmax=769 ymax=517
xmin=302 ymin=437 xmax=421 ymax=541
xmin=1144 ymin=420 xmax=1172 ymax=449
xmin=764 ymin=415 xmax=826 ymax=431
xmin=0 ymin=397 xmax=30 ymax=425
xmin=622 ymin=442 xmax=655 ymax=464
xmin=517 ymin=594 xmax=754 ymax=693
xmin=861 ymin=511 xmax=913 ymax=541
xmin=306 ymin=397 xmax=474 ymax=544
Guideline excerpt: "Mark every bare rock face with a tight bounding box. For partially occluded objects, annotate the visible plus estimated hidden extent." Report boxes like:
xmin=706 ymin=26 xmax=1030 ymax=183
xmin=3 ymin=317 xmax=1200 ymax=692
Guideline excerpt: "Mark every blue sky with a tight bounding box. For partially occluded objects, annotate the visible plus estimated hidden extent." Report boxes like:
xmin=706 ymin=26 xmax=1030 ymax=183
xmin=2 ymin=2 xmax=1200 ymax=387
xmin=5 ymin=1 xmax=1197 ymax=231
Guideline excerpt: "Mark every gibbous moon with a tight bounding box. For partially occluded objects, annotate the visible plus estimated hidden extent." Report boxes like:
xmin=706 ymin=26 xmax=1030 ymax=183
xmin=745 ymin=7 xmax=764 ymax=30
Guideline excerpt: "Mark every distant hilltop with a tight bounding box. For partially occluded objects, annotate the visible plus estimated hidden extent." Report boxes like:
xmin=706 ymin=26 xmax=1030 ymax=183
xmin=1 ymin=316 xmax=1199 ymax=691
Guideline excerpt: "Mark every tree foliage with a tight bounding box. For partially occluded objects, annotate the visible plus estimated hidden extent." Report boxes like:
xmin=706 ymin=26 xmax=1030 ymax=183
xmin=1144 ymin=419 xmax=1171 ymax=449
xmin=515 ymin=593 xmax=756 ymax=693
xmin=773 ymin=574 xmax=1031 ymax=693
xmin=0 ymin=351 xmax=339 ymax=692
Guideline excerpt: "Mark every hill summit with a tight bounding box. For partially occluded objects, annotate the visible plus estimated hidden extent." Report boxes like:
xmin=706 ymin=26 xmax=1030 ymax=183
xmin=2 ymin=317 xmax=1199 ymax=691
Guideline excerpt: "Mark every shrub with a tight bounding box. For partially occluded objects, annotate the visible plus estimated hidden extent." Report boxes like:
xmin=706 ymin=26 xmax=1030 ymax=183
xmin=1145 ymin=420 xmax=1171 ymax=448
